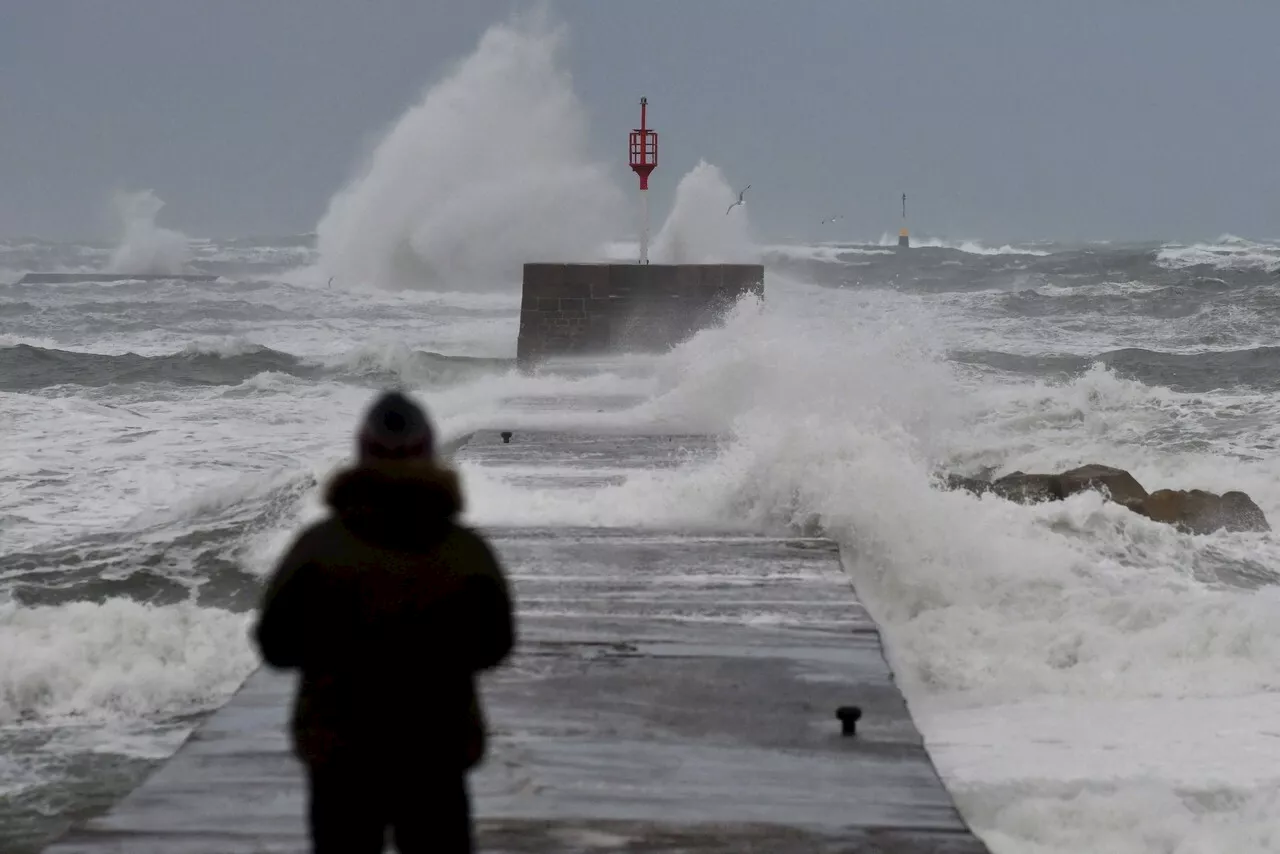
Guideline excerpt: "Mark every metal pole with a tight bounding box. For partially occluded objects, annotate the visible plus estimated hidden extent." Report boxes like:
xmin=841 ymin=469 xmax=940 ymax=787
xmin=639 ymin=189 xmax=649 ymax=264
xmin=639 ymin=97 xmax=649 ymax=265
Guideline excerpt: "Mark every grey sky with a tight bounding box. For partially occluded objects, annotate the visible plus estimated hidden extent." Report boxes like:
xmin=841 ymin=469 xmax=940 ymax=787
xmin=2 ymin=1 xmax=1277 ymax=243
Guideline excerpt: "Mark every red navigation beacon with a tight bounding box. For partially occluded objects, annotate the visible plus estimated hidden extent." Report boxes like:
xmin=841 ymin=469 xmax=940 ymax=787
xmin=628 ymin=97 xmax=658 ymax=264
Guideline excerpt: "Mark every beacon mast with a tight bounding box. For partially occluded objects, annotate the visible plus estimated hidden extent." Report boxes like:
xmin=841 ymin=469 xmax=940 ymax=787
xmin=628 ymin=97 xmax=659 ymax=264
xmin=899 ymin=193 xmax=910 ymax=248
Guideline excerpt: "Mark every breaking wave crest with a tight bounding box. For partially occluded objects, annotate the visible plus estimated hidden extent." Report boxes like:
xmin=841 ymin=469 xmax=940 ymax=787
xmin=314 ymin=12 xmax=624 ymax=291
xmin=446 ymin=282 xmax=1280 ymax=854
xmin=0 ymin=600 xmax=253 ymax=726
xmin=651 ymin=160 xmax=757 ymax=264
xmin=106 ymin=191 xmax=191 ymax=276
xmin=1157 ymin=236 xmax=1280 ymax=273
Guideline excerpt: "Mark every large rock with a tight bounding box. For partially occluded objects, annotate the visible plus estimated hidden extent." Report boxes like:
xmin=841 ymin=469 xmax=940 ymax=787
xmin=942 ymin=462 xmax=1270 ymax=533
xmin=988 ymin=471 xmax=1063 ymax=503
xmin=1057 ymin=464 xmax=1148 ymax=508
xmin=981 ymin=463 xmax=1148 ymax=506
xmin=1133 ymin=489 xmax=1271 ymax=534
xmin=942 ymin=473 xmax=995 ymax=496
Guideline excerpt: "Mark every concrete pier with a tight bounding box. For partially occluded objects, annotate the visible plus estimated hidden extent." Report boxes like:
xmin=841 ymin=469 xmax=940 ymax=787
xmin=516 ymin=263 xmax=764 ymax=366
xmin=42 ymin=427 xmax=988 ymax=854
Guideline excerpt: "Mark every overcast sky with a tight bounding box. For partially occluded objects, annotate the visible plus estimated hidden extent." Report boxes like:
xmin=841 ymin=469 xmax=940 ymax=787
xmin=2 ymin=1 xmax=1277 ymax=243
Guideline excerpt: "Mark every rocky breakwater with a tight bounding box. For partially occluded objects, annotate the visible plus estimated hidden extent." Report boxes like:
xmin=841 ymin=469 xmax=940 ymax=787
xmin=944 ymin=463 xmax=1270 ymax=534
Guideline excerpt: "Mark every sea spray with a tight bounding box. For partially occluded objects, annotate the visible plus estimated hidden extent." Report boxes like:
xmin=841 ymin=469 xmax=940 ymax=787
xmin=452 ymin=278 xmax=1280 ymax=705
xmin=651 ymin=160 xmax=759 ymax=264
xmin=619 ymin=289 xmax=1280 ymax=704
xmin=106 ymin=190 xmax=191 ymax=275
xmin=315 ymin=12 xmax=625 ymax=291
xmin=452 ymin=282 xmax=1280 ymax=852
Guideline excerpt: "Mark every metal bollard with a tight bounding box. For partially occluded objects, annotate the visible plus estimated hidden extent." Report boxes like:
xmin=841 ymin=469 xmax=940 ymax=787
xmin=835 ymin=705 xmax=862 ymax=737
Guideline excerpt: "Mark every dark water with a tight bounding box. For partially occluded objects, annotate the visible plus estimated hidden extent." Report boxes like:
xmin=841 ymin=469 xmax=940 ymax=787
xmin=0 ymin=341 xmax=512 ymax=392
xmin=951 ymin=346 xmax=1280 ymax=393
xmin=765 ymin=239 xmax=1280 ymax=390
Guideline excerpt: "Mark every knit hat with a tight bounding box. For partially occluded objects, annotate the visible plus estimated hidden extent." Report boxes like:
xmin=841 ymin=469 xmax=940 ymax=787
xmin=357 ymin=391 xmax=434 ymax=461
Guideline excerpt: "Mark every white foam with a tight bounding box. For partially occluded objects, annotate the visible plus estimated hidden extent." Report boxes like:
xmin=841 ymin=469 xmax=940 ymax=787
xmin=0 ymin=383 xmax=364 ymax=553
xmin=937 ymin=695 xmax=1280 ymax=854
xmin=650 ymin=160 xmax=758 ymax=264
xmin=1156 ymin=236 xmax=1280 ymax=273
xmin=308 ymin=8 xmax=763 ymax=292
xmin=314 ymin=11 xmax=625 ymax=291
xmin=106 ymin=190 xmax=192 ymax=275
xmin=179 ymin=336 xmax=267 ymax=358
xmin=445 ymin=283 xmax=1280 ymax=852
xmin=0 ymin=334 xmax=61 ymax=350
xmin=45 ymin=723 xmax=193 ymax=760
xmin=0 ymin=599 xmax=254 ymax=725
xmin=919 ymin=696 xmax=1280 ymax=788
xmin=189 ymin=241 xmax=316 ymax=268
xmin=957 ymin=780 xmax=1280 ymax=854
xmin=874 ymin=233 xmax=1051 ymax=256
xmin=760 ymin=243 xmax=894 ymax=262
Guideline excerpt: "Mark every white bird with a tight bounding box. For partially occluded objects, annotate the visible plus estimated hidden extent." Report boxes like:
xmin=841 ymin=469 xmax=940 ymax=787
xmin=725 ymin=184 xmax=750 ymax=215
xmin=821 ymin=215 xmax=844 ymax=225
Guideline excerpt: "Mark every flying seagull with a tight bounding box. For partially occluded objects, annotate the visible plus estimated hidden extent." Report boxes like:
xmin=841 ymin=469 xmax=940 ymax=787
xmin=725 ymin=184 xmax=750 ymax=215
xmin=821 ymin=215 xmax=844 ymax=225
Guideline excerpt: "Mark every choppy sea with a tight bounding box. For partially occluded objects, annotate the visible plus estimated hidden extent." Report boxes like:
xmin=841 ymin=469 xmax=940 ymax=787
xmin=3 ymin=230 xmax=1280 ymax=853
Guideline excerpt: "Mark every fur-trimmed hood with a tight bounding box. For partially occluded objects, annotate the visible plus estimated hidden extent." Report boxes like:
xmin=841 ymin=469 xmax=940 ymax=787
xmin=324 ymin=459 xmax=463 ymax=544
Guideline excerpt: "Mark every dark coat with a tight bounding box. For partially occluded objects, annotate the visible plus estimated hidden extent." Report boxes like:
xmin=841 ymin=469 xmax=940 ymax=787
xmin=253 ymin=458 xmax=514 ymax=771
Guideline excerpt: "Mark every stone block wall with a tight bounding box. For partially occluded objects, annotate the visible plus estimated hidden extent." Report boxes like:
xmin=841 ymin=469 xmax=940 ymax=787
xmin=516 ymin=263 xmax=764 ymax=366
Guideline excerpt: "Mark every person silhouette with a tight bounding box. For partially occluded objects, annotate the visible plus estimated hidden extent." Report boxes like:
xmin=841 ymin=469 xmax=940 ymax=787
xmin=254 ymin=390 xmax=514 ymax=853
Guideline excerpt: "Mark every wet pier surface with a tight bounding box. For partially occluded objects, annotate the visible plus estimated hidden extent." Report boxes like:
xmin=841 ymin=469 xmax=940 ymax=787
xmin=44 ymin=429 xmax=988 ymax=853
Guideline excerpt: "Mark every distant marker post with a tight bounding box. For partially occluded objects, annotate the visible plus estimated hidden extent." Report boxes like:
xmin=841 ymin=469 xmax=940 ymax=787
xmin=899 ymin=192 xmax=910 ymax=249
xmin=628 ymin=97 xmax=658 ymax=264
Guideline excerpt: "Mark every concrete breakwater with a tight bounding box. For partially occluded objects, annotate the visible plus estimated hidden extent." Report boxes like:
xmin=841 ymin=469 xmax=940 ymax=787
xmin=43 ymin=426 xmax=988 ymax=853
xmin=516 ymin=263 xmax=764 ymax=366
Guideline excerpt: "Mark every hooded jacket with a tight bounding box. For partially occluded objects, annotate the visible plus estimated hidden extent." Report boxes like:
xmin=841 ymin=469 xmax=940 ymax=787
xmin=253 ymin=458 xmax=514 ymax=771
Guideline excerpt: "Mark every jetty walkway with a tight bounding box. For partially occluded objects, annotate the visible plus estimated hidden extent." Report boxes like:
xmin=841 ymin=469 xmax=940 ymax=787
xmin=45 ymin=425 xmax=987 ymax=853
